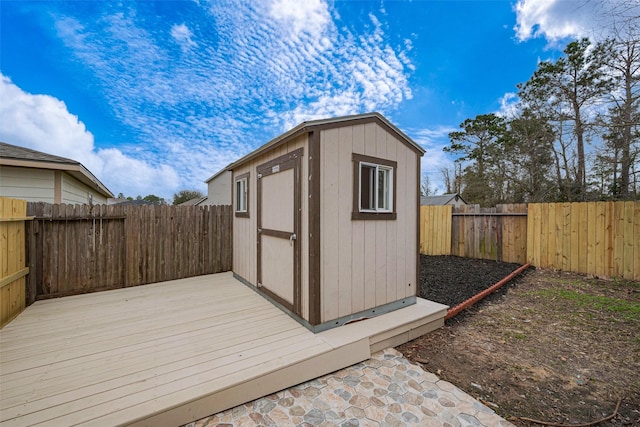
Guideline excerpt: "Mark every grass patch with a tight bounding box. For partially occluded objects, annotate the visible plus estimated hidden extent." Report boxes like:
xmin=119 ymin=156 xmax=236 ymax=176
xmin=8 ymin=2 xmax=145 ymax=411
xmin=536 ymin=288 xmax=640 ymax=321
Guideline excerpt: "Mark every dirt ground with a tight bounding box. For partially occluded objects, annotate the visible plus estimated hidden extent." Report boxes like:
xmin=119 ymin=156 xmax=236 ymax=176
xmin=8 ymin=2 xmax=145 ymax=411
xmin=399 ymin=256 xmax=640 ymax=426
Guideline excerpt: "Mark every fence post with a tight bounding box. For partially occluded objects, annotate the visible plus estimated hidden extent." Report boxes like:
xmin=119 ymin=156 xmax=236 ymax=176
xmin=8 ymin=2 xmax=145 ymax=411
xmin=1 ymin=197 xmax=33 ymax=328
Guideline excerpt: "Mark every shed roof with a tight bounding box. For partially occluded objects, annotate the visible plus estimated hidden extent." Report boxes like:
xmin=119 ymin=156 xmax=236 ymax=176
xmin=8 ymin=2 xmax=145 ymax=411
xmin=227 ymin=112 xmax=425 ymax=171
xmin=0 ymin=141 xmax=114 ymax=198
xmin=420 ymin=193 xmax=466 ymax=206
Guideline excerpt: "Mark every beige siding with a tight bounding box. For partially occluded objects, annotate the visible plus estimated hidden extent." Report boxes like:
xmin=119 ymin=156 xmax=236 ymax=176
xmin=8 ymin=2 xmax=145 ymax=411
xmin=207 ymin=171 xmax=232 ymax=205
xmin=61 ymin=173 xmax=107 ymax=205
xmin=320 ymin=123 xmax=418 ymax=322
xmin=0 ymin=166 xmax=55 ymax=203
xmin=232 ymin=134 xmax=310 ymax=320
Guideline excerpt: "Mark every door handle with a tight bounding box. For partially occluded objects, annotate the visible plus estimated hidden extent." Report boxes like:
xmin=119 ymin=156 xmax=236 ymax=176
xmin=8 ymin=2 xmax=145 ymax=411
xmin=290 ymin=233 xmax=296 ymax=246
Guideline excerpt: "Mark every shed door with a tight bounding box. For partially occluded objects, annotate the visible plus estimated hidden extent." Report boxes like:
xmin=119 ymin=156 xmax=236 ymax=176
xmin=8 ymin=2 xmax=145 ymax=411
xmin=257 ymin=148 xmax=303 ymax=316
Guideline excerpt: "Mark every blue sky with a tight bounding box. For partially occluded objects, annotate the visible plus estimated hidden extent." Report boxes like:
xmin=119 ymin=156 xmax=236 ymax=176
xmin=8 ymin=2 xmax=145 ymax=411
xmin=0 ymin=0 xmax=628 ymax=199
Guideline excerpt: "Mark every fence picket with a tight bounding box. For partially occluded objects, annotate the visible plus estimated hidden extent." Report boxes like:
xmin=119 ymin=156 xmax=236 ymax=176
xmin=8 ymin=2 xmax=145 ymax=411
xmin=420 ymin=201 xmax=639 ymax=280
xmin=25 ymin=203 xmax=232 ymax=299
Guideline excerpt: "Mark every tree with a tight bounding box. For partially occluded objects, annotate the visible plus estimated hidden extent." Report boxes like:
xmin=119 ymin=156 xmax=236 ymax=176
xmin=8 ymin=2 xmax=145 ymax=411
xmin=605 ymin=32 xmax=640 ymax=198
xmin=142 ymin=194 xmax=167 ymax=205
xmin=441 ymin=165 xmax=463 ymax=195
xmin=518 ymin=38 xmax=614 ymax=200
xmin=173 ymin=189 xmax=205 ymax=205
xmin=503 ymin=110 xmax=557 ymax=202
xmin=420 ymin=174 xmax=436 ymax=197
xmin=445 ymin=114 xmax=507 ymax=206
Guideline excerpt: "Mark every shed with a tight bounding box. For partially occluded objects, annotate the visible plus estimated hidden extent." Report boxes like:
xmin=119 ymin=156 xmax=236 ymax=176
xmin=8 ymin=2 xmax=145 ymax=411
xmin=228 ymin=112 xmax=424 ymax=332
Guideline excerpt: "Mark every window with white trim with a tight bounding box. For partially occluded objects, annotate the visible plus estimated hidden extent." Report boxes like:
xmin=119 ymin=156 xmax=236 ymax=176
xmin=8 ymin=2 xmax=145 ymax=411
xmin=235 ymin=173 xmax=249 ymax=217
xmin=359 ymin=162 xmax=393 ymax=212
xmin=352 ymin=153 xmax=397 ymax=220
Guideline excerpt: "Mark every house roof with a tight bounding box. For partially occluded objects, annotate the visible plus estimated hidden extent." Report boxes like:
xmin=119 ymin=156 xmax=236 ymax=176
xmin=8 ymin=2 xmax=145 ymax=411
xmin=0 ymin=142 xmax=114 ymax=198
xmin=420 ymin=193 xmax=466 ymax=206
xmin=227 ymin=112 xmax=425 ymax=171
xmin=178 ymin=196 xmax=208 ymax=206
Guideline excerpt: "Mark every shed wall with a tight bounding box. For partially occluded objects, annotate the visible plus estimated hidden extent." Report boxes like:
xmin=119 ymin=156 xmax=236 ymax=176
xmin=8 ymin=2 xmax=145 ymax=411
xmin=233 ymin=134 xmax=310 ymax=320
xmin=319 ymin=123 xmax=418 ymax=322
xmin=0 ymin=166 xmax=55 ymax=203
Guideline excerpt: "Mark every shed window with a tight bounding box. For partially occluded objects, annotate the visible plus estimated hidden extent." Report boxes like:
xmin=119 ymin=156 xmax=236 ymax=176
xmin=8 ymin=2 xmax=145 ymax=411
xmin=359 ymin=163 xmax=392 ymax=212
xmin=352 ymin=154 xmax=397 ymax=220
xmin=235 ymin=173 xmax=249 ymax=217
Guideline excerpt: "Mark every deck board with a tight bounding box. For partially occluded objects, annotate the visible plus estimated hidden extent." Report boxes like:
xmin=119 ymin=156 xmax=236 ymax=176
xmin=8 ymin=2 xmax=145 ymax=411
xmin=1 ymin=272 xmax=445 ymax=426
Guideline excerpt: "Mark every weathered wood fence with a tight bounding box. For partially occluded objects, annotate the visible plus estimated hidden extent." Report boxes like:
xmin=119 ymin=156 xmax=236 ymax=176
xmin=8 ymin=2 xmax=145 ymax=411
xmin=420 ymin=201 xmax=639 ymax=280
xmin=1 ymin=197 xmax=31 ymax=327
xmin=25 ymin=203 xmax=232 ymax=301
xmin=420 ymin=204 xmax=528 ymax=264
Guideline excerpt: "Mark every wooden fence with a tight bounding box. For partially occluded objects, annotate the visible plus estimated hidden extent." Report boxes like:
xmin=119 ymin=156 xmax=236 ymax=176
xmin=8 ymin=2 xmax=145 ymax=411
xmin=420 ymin=204 xmax=528 ymax=263
xmin=1 ymin=197 xmax=32 ymax=327
xmin=527 ymin=202 xmax=639 ymax=281
xmin=26 ymin=203 xmax=232 ymax=300
xmin=420 ymin=201 xmax=640 ymax=280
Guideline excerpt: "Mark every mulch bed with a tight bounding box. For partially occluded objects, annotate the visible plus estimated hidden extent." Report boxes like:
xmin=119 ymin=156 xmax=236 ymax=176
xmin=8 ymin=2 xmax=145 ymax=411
xmin=419 ymin=254 xmax=524 ymax=308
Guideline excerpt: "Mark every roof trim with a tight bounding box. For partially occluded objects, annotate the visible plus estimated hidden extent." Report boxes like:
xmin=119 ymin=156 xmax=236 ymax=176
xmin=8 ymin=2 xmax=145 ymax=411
xmin=204 ymin=167 xmax=232 ymax=183
xmin=227 ymin=112 xmax=425 ymax=171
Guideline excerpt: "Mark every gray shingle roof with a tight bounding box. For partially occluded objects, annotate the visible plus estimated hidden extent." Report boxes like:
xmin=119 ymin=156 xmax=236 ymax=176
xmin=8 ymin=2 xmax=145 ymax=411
xmin=0 ymin=142 xmax=80 ymax=165
xmin=420 ymin=194 xmax=466 ymax=205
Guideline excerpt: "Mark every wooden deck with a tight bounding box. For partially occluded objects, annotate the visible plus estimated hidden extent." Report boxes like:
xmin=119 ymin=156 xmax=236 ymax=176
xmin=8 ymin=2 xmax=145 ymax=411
xmin=0 ymin=272 xmax=447 ymax=426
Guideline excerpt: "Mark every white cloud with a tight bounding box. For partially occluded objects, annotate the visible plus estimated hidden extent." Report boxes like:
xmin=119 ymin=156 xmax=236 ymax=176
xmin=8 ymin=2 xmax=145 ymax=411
xmin=25 ymin=0 xmax=413 ymax=198
xmin=497 ymin=92 xmax=520 ymax=119
xmin=0 ymin=74 xmax=179 ymax=198
xmin=514 ymin=0 xmax=640 ymax=43
xmin=408 ymin=126 xmax=458 ymax=195
xmin=170 ymin=23 xmax=197 ymax=50
xmin=269 ymin=0 xmax=331 ymax=40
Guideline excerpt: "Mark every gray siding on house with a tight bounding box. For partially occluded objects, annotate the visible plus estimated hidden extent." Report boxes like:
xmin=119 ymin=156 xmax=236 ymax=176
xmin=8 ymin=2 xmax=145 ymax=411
xmin=0 ymin=166 xmax=56 ymax=203
xmin=206 ymin=171 xmax=232 ymax=205
xmin=62 ymin=173 xmax=108 ymax=205
xmin=0 ymin=165 xmax=109 ymax=204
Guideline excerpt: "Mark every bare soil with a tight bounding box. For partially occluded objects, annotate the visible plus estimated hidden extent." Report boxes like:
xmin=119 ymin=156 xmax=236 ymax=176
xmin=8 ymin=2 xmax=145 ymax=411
xmin=399 ymin=255 xmax=640 ymax=426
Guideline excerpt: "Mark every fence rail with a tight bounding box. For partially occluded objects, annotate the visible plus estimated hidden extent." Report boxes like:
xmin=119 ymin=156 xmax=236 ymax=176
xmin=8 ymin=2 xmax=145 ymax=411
xmin=420 ymin=201 xmax=639 ymax=280
xmin=26 ymin=203 xmax=232 ymax=300
xmin=1 ymin=197 xmax=31 ymax=327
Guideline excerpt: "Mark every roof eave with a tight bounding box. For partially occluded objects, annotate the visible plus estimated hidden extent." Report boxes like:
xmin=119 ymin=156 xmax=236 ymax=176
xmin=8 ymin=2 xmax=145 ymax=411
xmin=227 ymin=112 xmax=425 ymax=171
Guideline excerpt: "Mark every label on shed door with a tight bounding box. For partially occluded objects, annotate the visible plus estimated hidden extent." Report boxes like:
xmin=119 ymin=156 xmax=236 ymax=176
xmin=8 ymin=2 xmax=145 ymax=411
xmin=272 ymin=165 xmax=280 ymax=173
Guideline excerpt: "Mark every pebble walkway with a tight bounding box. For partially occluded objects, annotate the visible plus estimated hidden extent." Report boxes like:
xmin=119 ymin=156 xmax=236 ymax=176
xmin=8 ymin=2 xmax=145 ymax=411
xmin=188 ymin=348 xmax=515 ymax=427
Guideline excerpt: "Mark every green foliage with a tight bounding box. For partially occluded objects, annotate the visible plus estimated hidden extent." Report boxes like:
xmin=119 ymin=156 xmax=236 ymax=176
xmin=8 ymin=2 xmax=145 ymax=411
xmin=447 ymin=33 xmax=640 ymax=204
xmin=446 ymin=114 xmax=508 ymax=206
xmin=143 ymin=194 xmax=166 ymax=205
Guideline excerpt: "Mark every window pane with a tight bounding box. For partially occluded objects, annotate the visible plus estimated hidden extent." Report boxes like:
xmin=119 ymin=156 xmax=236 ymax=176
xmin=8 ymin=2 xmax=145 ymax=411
xmin=377 ymin=168 xmax=389 ymax=210
xmin=236 ymin=179 xmax=247 ymax=212
xmin=360 ymin=164 xmax=375 ymax=210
